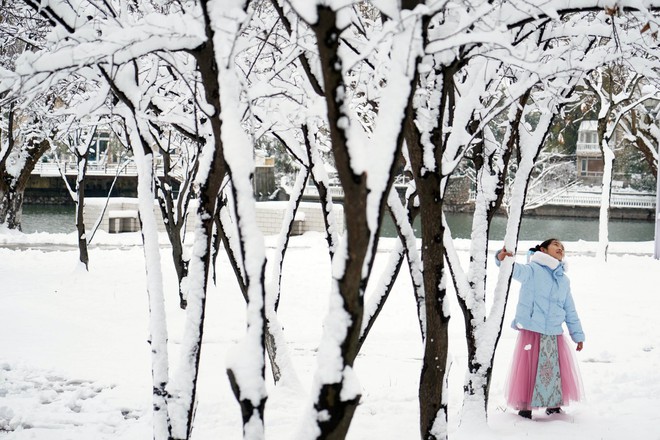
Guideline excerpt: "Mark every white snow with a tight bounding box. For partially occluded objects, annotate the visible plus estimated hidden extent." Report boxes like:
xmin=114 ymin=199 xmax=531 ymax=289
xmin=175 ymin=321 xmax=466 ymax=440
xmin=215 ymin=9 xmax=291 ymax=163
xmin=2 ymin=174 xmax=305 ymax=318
xmin=1 ymin=231 xmax=659 ymax=439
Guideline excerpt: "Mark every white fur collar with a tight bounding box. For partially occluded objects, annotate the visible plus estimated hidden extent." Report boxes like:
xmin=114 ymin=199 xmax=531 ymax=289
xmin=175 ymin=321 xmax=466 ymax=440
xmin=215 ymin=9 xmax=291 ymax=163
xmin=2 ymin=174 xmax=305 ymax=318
xmin=530 ymin=251 xmax=562 ymax=270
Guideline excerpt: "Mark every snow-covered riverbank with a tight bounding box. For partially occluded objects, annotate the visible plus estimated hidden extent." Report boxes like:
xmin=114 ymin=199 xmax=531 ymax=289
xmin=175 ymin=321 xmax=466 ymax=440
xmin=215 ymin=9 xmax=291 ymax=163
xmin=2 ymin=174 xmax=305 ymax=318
xmin=1 ymin=231 xmax=659 ymax=439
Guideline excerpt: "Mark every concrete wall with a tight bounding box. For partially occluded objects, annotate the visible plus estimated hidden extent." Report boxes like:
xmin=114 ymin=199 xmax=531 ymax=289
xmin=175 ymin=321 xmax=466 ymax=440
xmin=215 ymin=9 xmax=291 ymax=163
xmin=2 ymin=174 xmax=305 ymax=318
xmin=526 ymin=204 xmax=655 ymax=221
xmin=255 ymin=202 xmax=345 ymax=236
xmin=83 ymin=198 xmax=145 ymax=233
xmin=83 ymin=198 xmax=346 ymax=236
xmin=26 ymin=176 xmax=140 ymax=204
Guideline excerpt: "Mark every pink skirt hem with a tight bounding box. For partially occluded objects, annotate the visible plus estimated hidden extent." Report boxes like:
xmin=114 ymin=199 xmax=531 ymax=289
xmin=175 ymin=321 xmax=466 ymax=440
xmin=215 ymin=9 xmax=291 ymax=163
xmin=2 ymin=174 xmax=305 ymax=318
xmin=505 ymin=329 xmax=584 ymax=410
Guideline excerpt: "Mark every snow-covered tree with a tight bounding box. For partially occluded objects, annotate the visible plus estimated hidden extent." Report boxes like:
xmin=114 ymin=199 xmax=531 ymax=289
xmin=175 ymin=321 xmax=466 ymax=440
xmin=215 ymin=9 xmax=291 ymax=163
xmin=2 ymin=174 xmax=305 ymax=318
xmin=56 ymin=122 xmax=98 ymax=269
xmin=5 ymin=1 xmax=660 ymax=440
xmin=284 ymin=3 xmax=423 ymax=438
xmin=584 ymin=60 xmax=659 ymax=260
xmin=0 ymin=2 xmax=53 ymax=230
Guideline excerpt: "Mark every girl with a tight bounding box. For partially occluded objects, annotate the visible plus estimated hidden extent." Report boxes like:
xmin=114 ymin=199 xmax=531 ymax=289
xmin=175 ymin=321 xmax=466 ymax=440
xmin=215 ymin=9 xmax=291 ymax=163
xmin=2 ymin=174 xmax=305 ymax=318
xmin=496 ymin=238 xmax=584 ymax=419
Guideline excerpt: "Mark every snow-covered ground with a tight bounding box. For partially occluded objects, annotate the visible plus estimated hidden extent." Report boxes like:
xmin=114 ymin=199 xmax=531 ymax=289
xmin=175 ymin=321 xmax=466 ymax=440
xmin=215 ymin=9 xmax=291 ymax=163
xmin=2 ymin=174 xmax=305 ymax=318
xmin=1 ymin=229 xmax=659 ymax=440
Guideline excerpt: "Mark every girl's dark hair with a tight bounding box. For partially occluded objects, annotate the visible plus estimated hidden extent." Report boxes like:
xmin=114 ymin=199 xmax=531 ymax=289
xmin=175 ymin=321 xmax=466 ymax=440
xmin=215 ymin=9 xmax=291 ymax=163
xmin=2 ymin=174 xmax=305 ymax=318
xmin=529 ymin=238 xmax=558 ymax=253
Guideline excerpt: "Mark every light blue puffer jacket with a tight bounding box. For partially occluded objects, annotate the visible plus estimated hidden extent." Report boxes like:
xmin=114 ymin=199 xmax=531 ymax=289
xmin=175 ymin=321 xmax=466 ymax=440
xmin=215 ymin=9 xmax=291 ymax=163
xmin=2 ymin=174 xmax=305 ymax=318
xmin=496 ymin=251 xmax=585 ymax=343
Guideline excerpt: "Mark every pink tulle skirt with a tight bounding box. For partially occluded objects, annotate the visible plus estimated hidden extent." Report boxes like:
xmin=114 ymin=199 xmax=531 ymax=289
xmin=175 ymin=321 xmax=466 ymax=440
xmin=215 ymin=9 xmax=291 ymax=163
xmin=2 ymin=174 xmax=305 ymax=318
xmin=505 ymin=329 xmax=584 ymax=410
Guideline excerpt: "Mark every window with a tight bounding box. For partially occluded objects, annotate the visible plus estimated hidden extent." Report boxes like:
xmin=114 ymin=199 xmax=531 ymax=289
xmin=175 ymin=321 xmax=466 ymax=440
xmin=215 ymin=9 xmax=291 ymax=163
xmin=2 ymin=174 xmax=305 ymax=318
xmin=90 ymin=131 xmax=110 ymax=163
xmin=581 ymin=159 xmax=587 ymax=175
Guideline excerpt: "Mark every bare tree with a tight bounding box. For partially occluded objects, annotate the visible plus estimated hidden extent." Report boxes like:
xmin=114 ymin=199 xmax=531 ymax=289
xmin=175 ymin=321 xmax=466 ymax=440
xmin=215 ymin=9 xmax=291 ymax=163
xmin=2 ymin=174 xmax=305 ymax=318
xmin=585 ymin=61 xmax=659 ymax=260
xmin=56 ymin=123 xmax=98 ymax=269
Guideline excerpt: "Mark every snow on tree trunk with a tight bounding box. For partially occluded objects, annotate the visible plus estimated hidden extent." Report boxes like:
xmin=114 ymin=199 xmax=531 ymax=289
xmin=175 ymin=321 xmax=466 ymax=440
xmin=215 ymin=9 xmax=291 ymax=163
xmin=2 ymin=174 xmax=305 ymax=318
xmin=75 ymin=153 xmax=89 ymax=270
xmin=123 ymin=112 xmax=173 ymax=440
xmin=264 ymin=167 xmax=309 ymax=386
xmin=359 ymin=188 xmax=425 ymax=351
xmin=0 ymin=189 xmax=24 ymax=230
xmin=305 ymin=8 xmax=370 ymax=437
xmin=297 ymin=4 xmax=417 ymax=438
xmin=155 ymin=148 xmax=194 ymax=309
xmin=403 ymin=59 xmax=450 ymax=440
xmin=415 ymin=181 xmax=449 ymax=440
xmin=213 ymin=3 xmax=268 ymax=438
xmin=0 ymin=138 xmax=50 ymax=230
xmin=170 ymin=192 xmax=218 ymax=440
xmin=597 ymin=139 xmax=615 ymax=260
xmin=450 ymin=99 xmax=557 ymax=431
xmin=403 ymin=54 xmax=454 ymax=440
xmin=305 ymin=126 xmax=340 ymax=258
xmin=585 ymin=69 xmax=647 ymax=261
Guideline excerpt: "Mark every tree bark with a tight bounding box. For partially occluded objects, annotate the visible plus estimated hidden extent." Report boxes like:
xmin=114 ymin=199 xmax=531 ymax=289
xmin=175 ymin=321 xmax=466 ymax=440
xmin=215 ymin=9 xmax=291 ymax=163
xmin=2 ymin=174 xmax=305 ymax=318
xmin=0 ymin=138 xmax=50 ymax=230
xmin=404 ymin=40 xmax=452 ymax=439
xmin=75 ymin=152 xmax=89 ymax=270
xmin=309 ymin=7 xmax=369 ymax=438
xmin=154 ymin=150 xmax=193 ymax=309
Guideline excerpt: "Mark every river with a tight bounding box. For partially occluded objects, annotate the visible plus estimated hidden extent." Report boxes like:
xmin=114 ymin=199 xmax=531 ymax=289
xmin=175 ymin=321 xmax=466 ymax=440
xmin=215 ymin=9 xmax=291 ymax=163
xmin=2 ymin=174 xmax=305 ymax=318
xmin=18 ymin=203 xmax=655 ymax=241
xmin=380 ymin=212 xmax=654 ymax=242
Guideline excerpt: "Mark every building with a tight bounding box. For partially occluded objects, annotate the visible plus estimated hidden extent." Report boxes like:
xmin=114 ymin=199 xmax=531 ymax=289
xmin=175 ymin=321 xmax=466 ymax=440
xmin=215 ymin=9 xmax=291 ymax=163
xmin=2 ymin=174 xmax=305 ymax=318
xmin=575 ymin=120 xmax=604 ymax=184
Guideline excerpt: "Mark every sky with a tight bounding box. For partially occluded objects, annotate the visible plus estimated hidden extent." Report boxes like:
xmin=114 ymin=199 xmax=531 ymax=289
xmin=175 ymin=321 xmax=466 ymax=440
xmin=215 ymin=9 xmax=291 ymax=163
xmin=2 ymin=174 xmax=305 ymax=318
xmin=1 ymin=229 xmax=659 ymax=440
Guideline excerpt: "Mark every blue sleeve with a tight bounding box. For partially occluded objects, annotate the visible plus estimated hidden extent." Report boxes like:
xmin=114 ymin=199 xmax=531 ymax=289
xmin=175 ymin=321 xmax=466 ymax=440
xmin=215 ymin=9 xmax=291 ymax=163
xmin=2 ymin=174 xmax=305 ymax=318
xmin=494 ymin=250 xmax=533 ymax=283
xmin=563 ymin=288 xmax=585 ymax=343
xmin=511 ymin=262 xmax=533 ymax=283
xmin=494 ymin=250 xmax=535 ymax=330
xmin=511 ymin=266 xmax=535 ymax=330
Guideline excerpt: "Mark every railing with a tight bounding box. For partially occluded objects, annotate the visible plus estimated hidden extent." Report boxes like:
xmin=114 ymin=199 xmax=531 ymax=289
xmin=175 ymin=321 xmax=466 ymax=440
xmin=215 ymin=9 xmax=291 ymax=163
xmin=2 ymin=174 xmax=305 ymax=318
xmin=303 ymin=184 xmax=345 ymax=200
xmin=469 ymin=188 xmax=656 ymax=210
xmin=302 ymin=176 xmax=410 ymax=200
xmin=524 ymin=180 xmax=579 ymax=210
xmin=549 ymin=191 xmax=656 ymax=209
xmin=576 ymin=142 xmax=601 ymax=154
xmin=33 ymin=161 xmax=151 ymax=176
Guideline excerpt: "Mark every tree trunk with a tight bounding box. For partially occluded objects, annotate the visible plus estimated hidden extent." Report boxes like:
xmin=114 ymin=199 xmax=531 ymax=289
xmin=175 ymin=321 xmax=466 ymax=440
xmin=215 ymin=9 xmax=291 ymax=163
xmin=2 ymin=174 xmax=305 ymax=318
xmin=450 ymin=96 xmax=526 ymax=424
xmin=0 ymin=188 xmax=24 ymax=230
xmin=100 ymin=64 xmax=174 ymax=440
xmin=403 ymin=37 xmax=453 ymax=437
xmin=0 ymin=138 xmax=50 ymax=230
xmin=75 ymin=154 xmax=89 ymax=270
xmin=308 ymin=7 xmax=370 ymax=439
xmin=595 ymin=114 xmax=614 ymax=261
xmin=415 ymin=174 xmax=449 ymax=440
xmin=597 ymin=139 xmax=615 ymax=261
xmin=171 ymin=50 xmax=227 ymax=439
xmin=155 ymin=176 xmax=189 ymax=309
xmin=359 ymin=188 xmax=424 ymax=352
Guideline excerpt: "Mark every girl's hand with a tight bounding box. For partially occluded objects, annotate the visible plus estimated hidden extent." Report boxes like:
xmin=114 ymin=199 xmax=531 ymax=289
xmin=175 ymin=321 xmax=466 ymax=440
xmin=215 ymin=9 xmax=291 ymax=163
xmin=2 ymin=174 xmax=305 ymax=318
xmin=497 ymin=248 xmax=514 ymax=261
xmin=576 ymin=342 xmax=584 ymax=351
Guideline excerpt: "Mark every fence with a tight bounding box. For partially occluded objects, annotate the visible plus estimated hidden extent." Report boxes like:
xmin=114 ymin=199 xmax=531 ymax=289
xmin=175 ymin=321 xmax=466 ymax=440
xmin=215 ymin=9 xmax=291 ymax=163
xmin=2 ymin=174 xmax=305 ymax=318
xmin=550 ymin=191 xmax=656 ymax=209
xmin=32 ymin=161 xmax=143 ymax=176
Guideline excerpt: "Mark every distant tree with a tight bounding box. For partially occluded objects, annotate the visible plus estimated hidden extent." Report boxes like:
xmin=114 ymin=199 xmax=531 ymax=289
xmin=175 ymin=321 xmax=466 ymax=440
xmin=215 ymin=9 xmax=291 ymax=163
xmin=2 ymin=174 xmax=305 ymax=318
xmin=0 ymin=1 xmax=52 ymax=230
xmin=255 ymin=135 xmax=296 ymax=186
xmin=56 ymin=122 xmax=97 ymax=269
xmin=584 ymin=59 xmax=659 ymax=260
xmin=544 ymin=93 xmax=597 ymax=156
xmin=619 ymin=99 xmax=660 ymax=182
xmin=0 ymin=102 xmax=52 ymax=229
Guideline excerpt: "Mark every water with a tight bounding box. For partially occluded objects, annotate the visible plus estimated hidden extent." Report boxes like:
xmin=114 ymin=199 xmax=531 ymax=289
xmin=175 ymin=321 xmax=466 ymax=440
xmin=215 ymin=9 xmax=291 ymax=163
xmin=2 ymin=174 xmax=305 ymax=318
xmin=21 ymin=204 xmax=76 ymax=234
xmin=18 ymin=204 xmax=655 ymax=241
xmin=381 ymin=212 xmax=654 ymax=242
xmin=447 ymin=214 xmax=655 ymax=241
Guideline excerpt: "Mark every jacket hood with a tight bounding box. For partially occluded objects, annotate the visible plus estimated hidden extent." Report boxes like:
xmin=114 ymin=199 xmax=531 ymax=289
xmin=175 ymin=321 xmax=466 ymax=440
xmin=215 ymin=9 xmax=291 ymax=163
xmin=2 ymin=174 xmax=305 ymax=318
xmin=530 ymin=251 xmax=567 ymax=276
